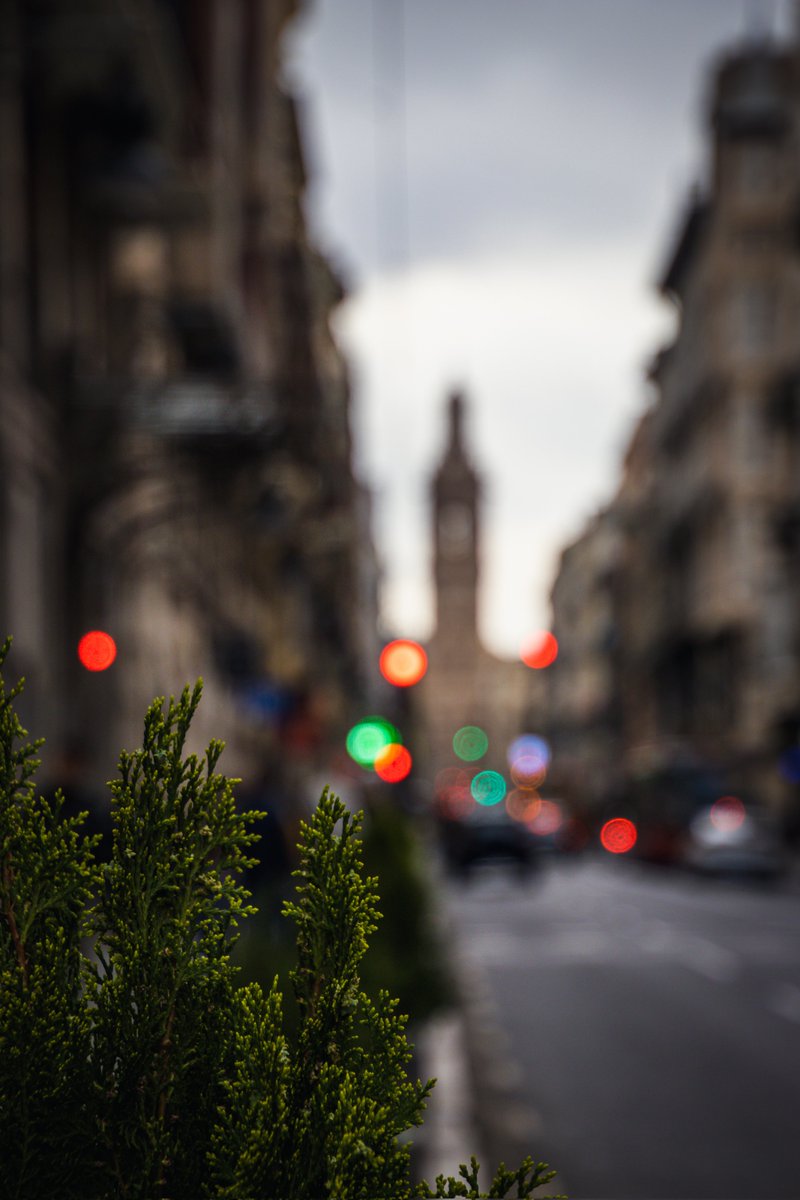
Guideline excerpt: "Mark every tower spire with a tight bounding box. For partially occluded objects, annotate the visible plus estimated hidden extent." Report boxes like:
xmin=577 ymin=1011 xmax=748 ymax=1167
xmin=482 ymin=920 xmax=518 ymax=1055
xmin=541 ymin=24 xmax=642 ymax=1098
xmin=431 ymin=389 xmax=480 ymax=644
xmin=447 ymin=389 xmax=465 ymax=452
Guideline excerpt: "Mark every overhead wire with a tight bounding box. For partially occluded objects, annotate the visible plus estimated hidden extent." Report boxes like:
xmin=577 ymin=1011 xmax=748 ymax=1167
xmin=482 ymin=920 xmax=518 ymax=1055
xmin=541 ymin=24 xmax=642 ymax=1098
xmin=371 ymin=0 xmax=409 ymax=270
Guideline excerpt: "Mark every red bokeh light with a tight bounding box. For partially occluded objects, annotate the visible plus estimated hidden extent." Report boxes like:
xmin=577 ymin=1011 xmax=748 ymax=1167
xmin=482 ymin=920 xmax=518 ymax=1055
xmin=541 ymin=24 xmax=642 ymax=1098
xmin=379 ymin=639 xmax=428 ymax=687
xmin=600 ymin=817 xmax=638 ymax=855
xmin=435 ymin=766 xmax=470 ymax=793
xmin=374 ymin=743 xmax=412 ymax=783
xmin=434 ymin=766 xmax=473 ymax=818
xmin=520 ymin=631 xmax=559 ymax=669
xmin=77 ymin=630 xmax=117 ymax=672
xmin=529 ymin=798 xmax=563 ymax=836
xmin=710 ymin=795 xmax=746 ymax=832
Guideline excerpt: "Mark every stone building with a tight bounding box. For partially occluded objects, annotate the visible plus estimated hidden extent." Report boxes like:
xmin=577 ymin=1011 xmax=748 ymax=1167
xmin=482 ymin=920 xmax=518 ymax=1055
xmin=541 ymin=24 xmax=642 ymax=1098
xmin=418 ymin=391 xmax=531 ymax=798
xmin=548 ymin=29 xmax=800 ymax=830
xmin=0 ymin=0 xmax=375 ymax=797
xmin=546 ymin=506 xmax=623 ymax=813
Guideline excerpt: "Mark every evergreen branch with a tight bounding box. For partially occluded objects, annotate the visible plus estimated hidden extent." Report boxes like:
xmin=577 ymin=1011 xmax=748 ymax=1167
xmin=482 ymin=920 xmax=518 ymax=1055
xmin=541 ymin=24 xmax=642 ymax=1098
xmin=156 ymin=1001 xmax=177 ymax=1126
xmin=0 ymin=641 xmax=563 ymax=1200
xmin=2 ymin=854 xmax=28 ymax=986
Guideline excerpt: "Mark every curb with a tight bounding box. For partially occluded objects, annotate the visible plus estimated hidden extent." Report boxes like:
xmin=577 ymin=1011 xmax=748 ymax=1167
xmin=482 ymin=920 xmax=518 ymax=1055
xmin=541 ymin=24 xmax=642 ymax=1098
xmin=412 ymin=1009 xmax=486 ymax=1186
xmin=411 ymin=836 xmax=487 ymax=1186
xmin=417 ymin=842 xmax=569 ymax=1194
xmin=456 ymin=946 xmax=569 ymax=1197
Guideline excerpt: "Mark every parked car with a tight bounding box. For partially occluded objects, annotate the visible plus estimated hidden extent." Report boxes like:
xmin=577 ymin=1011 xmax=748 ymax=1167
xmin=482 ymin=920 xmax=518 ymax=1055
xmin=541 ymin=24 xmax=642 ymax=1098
xmin=621 ymin=758 xmax=735 ymax=866
xmin=440 ymin=804 xmax=537 ymax=878
xmin=681 ymin=797 xmax=787 ymax=882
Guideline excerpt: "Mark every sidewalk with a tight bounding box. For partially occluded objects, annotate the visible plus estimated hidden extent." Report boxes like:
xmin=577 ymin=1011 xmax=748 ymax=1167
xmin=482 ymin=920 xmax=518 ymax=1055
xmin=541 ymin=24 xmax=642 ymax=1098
xmin=412 ymin=1009 xmax=486 ymax=1186
xmin=413 ymin=849 xmax=568 ymax=1195
xmin=411 ymin=837 xmax=486 ymax=1186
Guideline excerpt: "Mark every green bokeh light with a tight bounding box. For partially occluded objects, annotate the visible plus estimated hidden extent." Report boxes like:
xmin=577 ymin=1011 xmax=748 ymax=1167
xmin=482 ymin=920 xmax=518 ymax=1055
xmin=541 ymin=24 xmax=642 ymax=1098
xmin=346 ymin=717 xmax=400 ymax=768
xmin=471 ymin=770 xmax=506 ymax=806
xmin=453 ymin=725 xmax=489 ymax=762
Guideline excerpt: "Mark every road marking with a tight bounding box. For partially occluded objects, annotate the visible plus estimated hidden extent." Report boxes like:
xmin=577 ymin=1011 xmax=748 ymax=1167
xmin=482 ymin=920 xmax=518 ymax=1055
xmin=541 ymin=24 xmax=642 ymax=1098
xmin=462 ymin=931 xmax=521 ymax=964
xmin=459 ymin=919 xmax=747 ymax=986
xmin=678 ymin=933 xmax=740 ymax=982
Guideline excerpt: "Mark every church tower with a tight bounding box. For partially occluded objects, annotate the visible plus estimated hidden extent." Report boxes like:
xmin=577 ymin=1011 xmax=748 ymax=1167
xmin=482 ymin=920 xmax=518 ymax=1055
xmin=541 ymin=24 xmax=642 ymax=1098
xmin=431 ymin=390 xmax=481 ymax=647
xmin=421 ymin=388 xmax=530 ymax=786
xmin=421 ymin=390 xmax=485 ymax=774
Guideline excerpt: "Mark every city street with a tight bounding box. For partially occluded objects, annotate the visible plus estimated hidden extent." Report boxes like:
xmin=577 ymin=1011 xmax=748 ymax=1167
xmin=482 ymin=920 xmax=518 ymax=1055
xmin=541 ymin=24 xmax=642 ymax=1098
xmin=443 ymin=856 xmax=800 ymax=1199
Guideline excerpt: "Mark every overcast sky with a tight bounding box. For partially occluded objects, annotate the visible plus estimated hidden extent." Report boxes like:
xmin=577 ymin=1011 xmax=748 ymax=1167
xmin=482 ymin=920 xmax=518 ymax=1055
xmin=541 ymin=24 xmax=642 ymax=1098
xmin=286 ymin=0 xmax=793 ymax=659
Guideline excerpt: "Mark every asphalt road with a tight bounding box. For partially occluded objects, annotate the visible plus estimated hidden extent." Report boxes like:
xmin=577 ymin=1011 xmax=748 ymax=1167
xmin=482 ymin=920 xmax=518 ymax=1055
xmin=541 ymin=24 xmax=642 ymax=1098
xmin=443 ymin=855 xmax=800 ymax=1200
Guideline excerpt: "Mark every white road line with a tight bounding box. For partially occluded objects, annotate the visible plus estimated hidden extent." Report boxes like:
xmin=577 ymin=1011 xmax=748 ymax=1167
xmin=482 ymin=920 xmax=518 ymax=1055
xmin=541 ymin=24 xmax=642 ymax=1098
xmin=677 ymin=932 xmax=741 ymax=982
xmin=459 ymin=920 xmax=748 ymax=985
xmin=462 ymin=931 xmax=521 ymax=964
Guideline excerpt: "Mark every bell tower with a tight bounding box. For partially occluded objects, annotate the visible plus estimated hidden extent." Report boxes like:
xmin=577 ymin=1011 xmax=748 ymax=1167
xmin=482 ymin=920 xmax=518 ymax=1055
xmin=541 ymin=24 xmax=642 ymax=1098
xmin=422 ymin=387 xmax=528 ymax=785
xmin=431 ymin=390 xmax=481 ymax=646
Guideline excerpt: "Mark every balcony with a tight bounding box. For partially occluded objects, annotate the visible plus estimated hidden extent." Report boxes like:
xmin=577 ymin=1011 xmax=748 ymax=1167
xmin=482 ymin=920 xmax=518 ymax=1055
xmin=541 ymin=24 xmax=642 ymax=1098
xmin=651 ymin=469 xmax=725 ymax=545
xmin=75 ymin=374 xmax=281 ymax=452
xmin=129 ymin=379 xmax=279 ymax=444
xmin=651 ymin=372 xmax=728 ymax=458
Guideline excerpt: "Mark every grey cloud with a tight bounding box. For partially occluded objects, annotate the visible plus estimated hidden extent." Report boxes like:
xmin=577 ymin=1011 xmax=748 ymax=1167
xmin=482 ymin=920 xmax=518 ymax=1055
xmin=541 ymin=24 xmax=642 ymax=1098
xmin=291 ymin=0 xmax=761 ymax=277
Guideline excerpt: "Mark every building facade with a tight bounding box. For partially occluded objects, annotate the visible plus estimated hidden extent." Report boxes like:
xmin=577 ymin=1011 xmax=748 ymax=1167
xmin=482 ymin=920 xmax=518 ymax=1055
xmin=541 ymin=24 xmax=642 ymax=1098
xmin=548 ymin=31 xmax=800 ymax=833
xmin=546 ymin=506 xmax=623 ymax=814
xmin=0 ymin=0 xmax=376 ymax=801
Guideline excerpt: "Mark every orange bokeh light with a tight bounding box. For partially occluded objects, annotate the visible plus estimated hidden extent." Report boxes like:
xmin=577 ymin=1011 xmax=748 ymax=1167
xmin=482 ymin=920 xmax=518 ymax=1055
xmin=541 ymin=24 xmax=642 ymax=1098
xmin=510 ymin=755 xmax=548 ymax=790
xmin=600 ymin=817 xmax=638 ymax=855
xmin=506 ymin=788 xmax=542 ymax=824
xmin=379 ymin=639 xmax=428 ymax=687
xmin=521 ymin=631 xmax=559 ymax=669
xmin=374 ymin=743 xmax=412 ymax=783
xmin=77 ymin=630 xmax=117 ymax=672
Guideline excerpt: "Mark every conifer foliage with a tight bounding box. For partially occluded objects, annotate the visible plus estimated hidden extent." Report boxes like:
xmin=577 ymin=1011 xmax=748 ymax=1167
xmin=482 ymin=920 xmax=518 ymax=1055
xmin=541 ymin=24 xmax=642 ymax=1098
xmin=0 ymin=640 xmax=99 ymax=1198
xmin=0 ymin=638 xmax=561 ymax=1199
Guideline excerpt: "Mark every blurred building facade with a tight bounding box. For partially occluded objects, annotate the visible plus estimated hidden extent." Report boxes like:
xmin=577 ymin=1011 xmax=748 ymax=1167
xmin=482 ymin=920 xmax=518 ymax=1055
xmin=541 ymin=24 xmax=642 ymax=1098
xmin=547 ymin=33 xmax=800 ymax=833
xmin=546 ymin=506 xmax=624 ymax=814
xmin=0 ymin=0 xmax=377 ymax=794
xmin=419 ymin=392 xmax=530 ymax=791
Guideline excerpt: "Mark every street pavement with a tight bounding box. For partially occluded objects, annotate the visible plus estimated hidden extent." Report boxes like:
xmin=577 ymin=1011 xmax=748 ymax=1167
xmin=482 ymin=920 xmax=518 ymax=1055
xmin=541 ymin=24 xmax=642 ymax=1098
xmin=412 ymin=1009 xmax=487 ymax=1188
xmin=430 ymin=853 xmax=800 ymax=1200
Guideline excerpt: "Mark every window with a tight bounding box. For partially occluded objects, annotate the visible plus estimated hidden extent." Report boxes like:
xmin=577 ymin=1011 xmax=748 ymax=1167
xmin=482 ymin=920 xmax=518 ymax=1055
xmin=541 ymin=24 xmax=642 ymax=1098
xmin=736 ymin=144 xmax=780 ymax=197
xmin=731 ymin=393 xmax=765 ymax=474
xmin=731 ymin=283 xmax=776 ymax=357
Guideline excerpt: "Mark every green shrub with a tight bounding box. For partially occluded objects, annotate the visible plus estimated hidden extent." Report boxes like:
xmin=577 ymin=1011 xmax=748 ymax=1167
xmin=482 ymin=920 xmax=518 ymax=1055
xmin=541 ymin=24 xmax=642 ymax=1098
xmin=232 ymin=799 xmax=453 ymax=1038
xmin=360 ymin=800 xmax=454 ymax=1025
xmin=0 ymin=638 xmax=562 ymax=1199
